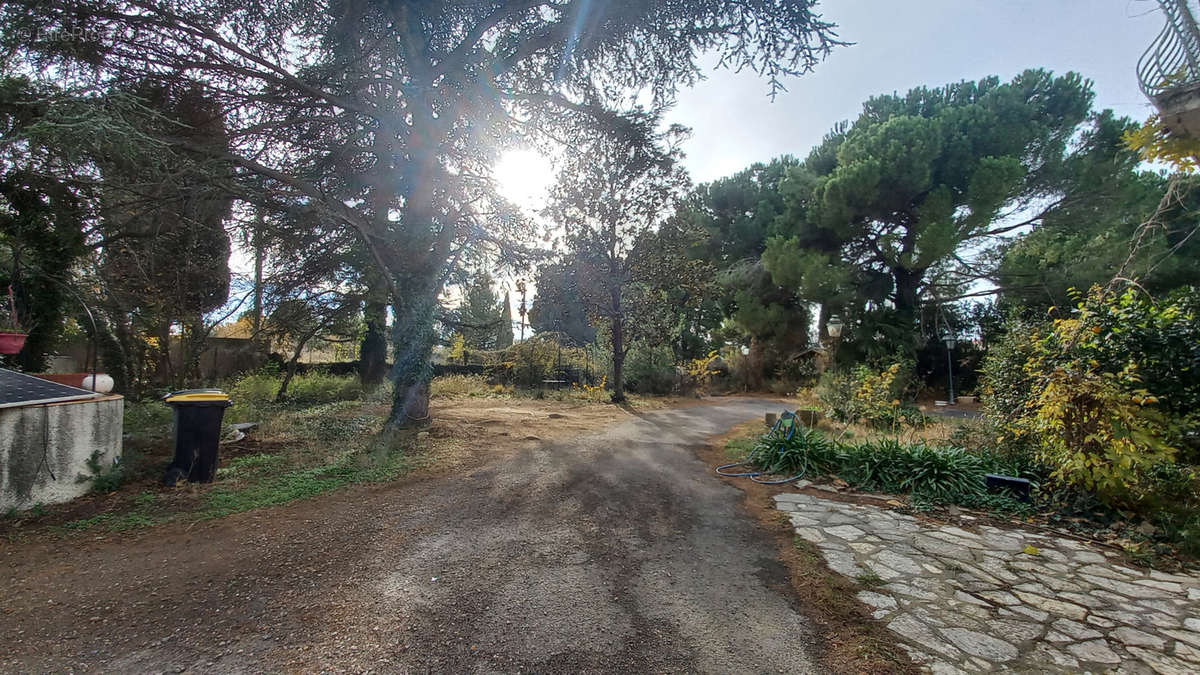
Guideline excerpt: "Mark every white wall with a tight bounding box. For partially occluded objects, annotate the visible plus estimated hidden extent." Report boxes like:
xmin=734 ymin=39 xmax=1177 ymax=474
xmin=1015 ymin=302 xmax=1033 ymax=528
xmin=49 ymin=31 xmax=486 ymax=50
xmin=0 ymin=396 xmax=123 ymax=511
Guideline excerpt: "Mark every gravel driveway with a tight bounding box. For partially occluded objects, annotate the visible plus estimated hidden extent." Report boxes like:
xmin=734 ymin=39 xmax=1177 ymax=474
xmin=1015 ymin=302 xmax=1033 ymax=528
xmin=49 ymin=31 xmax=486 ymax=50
xmin=3 ymin=397 xmax=818 ymax=673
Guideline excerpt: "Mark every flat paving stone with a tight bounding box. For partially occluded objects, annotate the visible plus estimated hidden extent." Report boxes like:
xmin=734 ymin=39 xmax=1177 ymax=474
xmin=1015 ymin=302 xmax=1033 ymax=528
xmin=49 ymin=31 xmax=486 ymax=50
xmin=824 ymin=524 xmax=867 ymax=540
xmin=773 ymin=490 xmax=1200 ymax=673
xmin=939 ymin=627 xmax=1018 ymax=662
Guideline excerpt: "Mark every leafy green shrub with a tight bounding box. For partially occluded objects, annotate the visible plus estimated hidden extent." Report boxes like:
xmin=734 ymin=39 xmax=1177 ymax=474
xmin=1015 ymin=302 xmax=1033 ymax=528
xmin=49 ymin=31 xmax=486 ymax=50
xmin=815 ymin=369 xmax=858 ymax=422
xmin=496 ymin=336 xmax=568 ymax=388
xmin=949 ymin=417 xmax=1034 ymax=459
xmin=81 ymin=450 xmax=129 ymax=493
xmin=981 ymin=286 xmax=1199 ymax=508
xmin=229 ymin=373 xmax=280 ymax=405
xmin=624 ymin=341 xmax=677 ymax=395
xmin=287 ymin=372 xmax=363 ymax=404
xmin=979 ymin=316 xmax=1039 ymax=423
xmin=1134 ymin=463 xmax=1200 ymax=555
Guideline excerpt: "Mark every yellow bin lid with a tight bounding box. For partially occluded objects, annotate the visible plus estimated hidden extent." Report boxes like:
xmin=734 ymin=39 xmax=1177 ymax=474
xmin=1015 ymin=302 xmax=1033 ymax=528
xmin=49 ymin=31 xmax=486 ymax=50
xmin=164 ymin=389 xmax=231 ymax=404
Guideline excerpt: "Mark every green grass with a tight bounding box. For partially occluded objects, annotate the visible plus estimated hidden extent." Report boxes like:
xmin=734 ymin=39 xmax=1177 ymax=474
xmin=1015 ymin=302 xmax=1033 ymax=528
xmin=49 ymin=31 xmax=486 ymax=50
xmin=198 ymin=427 xmax=423 ymax=519
xmin=198 ymin=408 xmax=420 ymax=519
xmin=725 ymin=435 xmax=760 ymax=460
xmin=62 ymin=510 xmax=163 ymax=532
xmin=59 ymin=441 xmax=416 ymax=532
xmin=430 ymin=374 xmax=508 ymax=398
xmin=58 ymin=393 xmax=432 ymax=533
xmin=791 ymin=536 xmax=822 ymax=565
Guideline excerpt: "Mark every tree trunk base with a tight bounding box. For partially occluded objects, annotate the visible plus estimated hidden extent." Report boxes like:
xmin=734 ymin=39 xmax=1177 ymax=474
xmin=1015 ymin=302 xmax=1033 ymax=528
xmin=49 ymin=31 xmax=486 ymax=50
xmin=389 ymin=380 xmax=431 ymax=429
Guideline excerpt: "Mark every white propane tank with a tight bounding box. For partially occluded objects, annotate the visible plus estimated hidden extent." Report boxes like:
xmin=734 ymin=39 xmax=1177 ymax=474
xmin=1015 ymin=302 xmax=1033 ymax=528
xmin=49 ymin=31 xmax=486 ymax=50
xmin=81 ymin=373 xmax=114 ymax=393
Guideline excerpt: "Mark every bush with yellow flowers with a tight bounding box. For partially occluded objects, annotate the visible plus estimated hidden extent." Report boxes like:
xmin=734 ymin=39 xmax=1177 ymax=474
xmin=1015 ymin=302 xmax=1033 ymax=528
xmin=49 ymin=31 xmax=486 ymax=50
xmin=818 ymin=359 xmax=921 ymax=429
xmin=983 ymin=285 xmax=1200 ymax=508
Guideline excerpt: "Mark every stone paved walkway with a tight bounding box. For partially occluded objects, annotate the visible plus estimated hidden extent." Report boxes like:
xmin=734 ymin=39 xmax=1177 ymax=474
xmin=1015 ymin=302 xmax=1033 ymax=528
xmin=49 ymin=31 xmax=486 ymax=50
xmin=774 ymin=492 xmax=1200 ymax=673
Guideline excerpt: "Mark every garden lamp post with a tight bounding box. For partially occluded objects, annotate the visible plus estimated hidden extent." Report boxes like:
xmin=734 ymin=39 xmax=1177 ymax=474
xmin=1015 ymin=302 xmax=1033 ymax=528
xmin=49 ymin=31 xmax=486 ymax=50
xmin=826 ymin=314 xmax=844 ymax=367
xmin=826 ymin=315 xmax=844 ymax=338
xmin=942 ymin=331 xmax=957 ymax=405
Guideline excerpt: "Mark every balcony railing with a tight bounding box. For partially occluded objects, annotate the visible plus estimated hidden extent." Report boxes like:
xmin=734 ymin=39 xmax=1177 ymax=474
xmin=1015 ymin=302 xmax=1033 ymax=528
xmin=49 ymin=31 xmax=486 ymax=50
xmin=1138 ymin=0 xmax=1200 ymax=99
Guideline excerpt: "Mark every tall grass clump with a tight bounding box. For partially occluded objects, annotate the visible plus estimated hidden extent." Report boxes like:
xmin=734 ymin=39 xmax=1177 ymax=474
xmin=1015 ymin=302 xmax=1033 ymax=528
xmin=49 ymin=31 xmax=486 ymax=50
xmin=430 ymin=374 xmax=505 ymax=398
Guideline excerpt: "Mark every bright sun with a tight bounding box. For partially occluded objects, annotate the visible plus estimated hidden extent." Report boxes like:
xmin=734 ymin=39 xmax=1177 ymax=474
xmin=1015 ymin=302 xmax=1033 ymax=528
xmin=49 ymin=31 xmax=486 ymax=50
xmin=493 ymin=149 xmax=554 ymax=211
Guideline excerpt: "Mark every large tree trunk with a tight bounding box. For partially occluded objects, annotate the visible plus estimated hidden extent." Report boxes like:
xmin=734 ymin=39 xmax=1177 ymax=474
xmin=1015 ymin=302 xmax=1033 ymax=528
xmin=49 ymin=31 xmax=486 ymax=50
xmin=376 ymin=111 xmax=450 ymax=428
xmin=359 ymin=270 xmax=389 ymax=389
xmin=892 ymin=267 xmax=925 ymax=356
xmin=610 ymin=316 xmax=626 ymax=403
xmin=386 ymin=288 xmax=439 ymax=428
xmin=98 ymin=321 xmax=130 ymax=395
xmin=180 ymin=317 xmax=207 ymax=387
xmin=893 ymin=267 xmax=923 ymax=321
xmin=746 ymin=337 xmax=766 ymax=391
xmin=275 ymin=350 xmax=301 ymax=402
xmin=609 ymin=281 xmax=626 ymax=403
xmin=251 ymin=212 xmax=264 ymax=336
xmin=154 ymin=320 xmax=174 ymax=387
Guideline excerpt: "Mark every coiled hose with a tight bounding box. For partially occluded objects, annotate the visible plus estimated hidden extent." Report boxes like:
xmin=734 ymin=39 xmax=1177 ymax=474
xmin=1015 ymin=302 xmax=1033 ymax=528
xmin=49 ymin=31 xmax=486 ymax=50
xmin=716 ymin=410 xmax=811 ymax=485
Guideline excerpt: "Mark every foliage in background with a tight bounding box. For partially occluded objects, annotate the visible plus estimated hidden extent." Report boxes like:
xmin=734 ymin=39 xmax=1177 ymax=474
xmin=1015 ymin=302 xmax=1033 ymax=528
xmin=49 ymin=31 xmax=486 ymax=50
xmin=428 ymin=373 xmax=610 ymax=403
xmin=0 ymin=77 xmax=93 ymax=372
xmin=622 ymin=340 xmax=677 ymax=395
xmin=766 ymin=70 xmax=1129 ymax=357
xmin=4 ymin=0 xmax=844 ymax=426
xmin=684 ymin=350 xmax=729 ymax=393
xmin=496 ymin=334 xmax=600 ymax=388
xmin=547 ymin=115 xmax=692 ymax=402
xmin=430 ymin=374 xmax=507 ymax=398
xmin=528 ymin=261 xmax=598 ymax=346
xmin=451 ymin=269 xmax=508 ymax=351
xmin=679 ymin=157 xmax=813 ymax=378
xmin=996 ymin=167 xmax=1200 ymax=313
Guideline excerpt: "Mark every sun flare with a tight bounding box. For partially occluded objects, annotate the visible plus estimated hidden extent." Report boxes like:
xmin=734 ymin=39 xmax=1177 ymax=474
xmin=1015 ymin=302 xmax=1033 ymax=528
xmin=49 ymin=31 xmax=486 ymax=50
xmin=493 ymin=149 xmax=554 ymax=211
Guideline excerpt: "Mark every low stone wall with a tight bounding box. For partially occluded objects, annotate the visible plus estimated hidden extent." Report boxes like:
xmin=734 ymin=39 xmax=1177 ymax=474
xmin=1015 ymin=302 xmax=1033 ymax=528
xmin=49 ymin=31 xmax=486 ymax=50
xmin=0 ymin=395 xmax=123 ymax=511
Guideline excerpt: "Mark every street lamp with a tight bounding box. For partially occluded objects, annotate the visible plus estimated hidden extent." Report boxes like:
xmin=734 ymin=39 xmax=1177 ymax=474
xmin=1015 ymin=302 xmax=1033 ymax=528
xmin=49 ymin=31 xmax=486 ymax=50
xmin=825 ymin=315 xmax=845 ymax=368
xmin=942 ymin=331 xmax=957 ymax=405
xmin=826 ymin=315 xmax=844 ymax=338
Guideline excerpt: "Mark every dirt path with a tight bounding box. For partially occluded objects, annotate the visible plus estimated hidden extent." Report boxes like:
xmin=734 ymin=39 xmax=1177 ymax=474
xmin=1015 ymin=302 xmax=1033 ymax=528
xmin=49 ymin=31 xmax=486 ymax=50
xmin=2 ymin=398 xmax=819 ymax=673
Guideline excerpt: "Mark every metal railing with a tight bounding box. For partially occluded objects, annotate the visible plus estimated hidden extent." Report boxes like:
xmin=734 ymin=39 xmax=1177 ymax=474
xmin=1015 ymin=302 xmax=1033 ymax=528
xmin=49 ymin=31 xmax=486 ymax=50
xmin=1138 ymin=0 xmax=1200 ymax=98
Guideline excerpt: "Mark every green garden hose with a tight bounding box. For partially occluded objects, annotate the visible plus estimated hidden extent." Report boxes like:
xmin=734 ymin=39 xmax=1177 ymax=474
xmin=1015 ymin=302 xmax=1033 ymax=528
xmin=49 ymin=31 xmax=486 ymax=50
xmin=715 ymin=410 xmax=811 ymax=484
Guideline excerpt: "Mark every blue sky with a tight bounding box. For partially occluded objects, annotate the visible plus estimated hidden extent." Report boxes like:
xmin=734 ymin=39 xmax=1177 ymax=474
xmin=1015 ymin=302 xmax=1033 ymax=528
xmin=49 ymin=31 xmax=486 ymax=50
xmin=670 ymin=0 xmax=1166 ymax=183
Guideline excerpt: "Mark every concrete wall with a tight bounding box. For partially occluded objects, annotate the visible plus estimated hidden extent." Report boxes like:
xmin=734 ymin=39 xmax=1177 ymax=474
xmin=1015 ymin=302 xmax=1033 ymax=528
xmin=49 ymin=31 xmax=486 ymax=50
xmin=0 ymin=395 xmax=123 ymax=512
xmin=52 ymin=336 xmax=267 ymax=383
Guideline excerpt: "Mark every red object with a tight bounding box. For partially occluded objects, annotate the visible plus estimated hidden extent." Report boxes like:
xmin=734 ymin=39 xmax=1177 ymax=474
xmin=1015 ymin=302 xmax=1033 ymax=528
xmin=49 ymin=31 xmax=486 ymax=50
xmin=0 ymin=331 xmax=26 ymax=354
xmin=31 ymin=372 xmax=87 ymax=387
